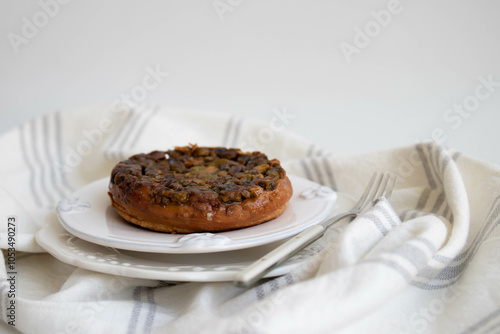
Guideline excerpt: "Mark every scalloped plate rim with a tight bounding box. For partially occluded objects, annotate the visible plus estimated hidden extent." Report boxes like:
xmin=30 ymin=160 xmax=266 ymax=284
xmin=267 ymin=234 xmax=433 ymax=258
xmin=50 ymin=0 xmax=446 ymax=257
xmin=35 ymin=217 xmax=323 ymax=282
xmin=56 ymin=174 xmax=336 ymax=254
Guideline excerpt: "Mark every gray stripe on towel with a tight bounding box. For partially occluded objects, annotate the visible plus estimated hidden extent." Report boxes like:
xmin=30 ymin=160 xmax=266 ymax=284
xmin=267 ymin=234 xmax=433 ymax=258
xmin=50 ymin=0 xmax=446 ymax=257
xmin=413 ymin=195 xmax=500 ymax=289
xmin=231 ymin=117 xmax=243 ymax=146
xmin=43 ymin=114 xmax=66 ymax=200
xmin=255 ymin=285 xmax=265 ymax=301
xmin=128 ymin=105 xmax=159 ymax=150
xmin=114 ymin=107 xmax=144 ymax=159
xmin=416 ymin=188 xmax=432 ymax=211
xmin=144 ymin=288 xmax=156 ymax=334
xmin=431 ymin=192 xmax=445 ymax=214
xmin=300 ymin=160 xmax=314 ymax=181
xmin=310 ymin=158 xmax=325 ymax=186
xmin=54 ymin=112 xmax=75 ymax=193
xmin=127 ymin=286 xmax=144 ymax=334
xmin=395 ymin=243 xmax=429 ymax=268
xmin=222 ymin=116 xmax=235 ymax=147
xmin=416 ymin=144 xmax=436 ymax=189
xmin=321 ymin=157 xmax=337 ymax=191
xmin=307 ymin=143 xmax=315 ymax=158
xmin=364 ymin=213 xmax=389 ymax=236
xmin=19 ymin=123 xmax=42 ymax=207
xmin=103 ymin=108 xmax=133 ymax=160
xmin=428 ymin=143 xmax=443 ymax=184
xmin=434 ymin=217 xmax=500 ymax=282
xmin=31 ymin=119 xmax=54 ymax=206
xmin=374 ymin=204 xmax=399 ymax=228
xmin=459 ymin=308 xmax=500 ymax=334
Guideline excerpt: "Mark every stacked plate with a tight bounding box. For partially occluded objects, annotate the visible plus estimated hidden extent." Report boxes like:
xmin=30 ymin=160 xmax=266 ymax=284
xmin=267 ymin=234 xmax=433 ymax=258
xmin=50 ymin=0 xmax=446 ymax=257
xmin=36 ymin=175 xmax=336 ymax=283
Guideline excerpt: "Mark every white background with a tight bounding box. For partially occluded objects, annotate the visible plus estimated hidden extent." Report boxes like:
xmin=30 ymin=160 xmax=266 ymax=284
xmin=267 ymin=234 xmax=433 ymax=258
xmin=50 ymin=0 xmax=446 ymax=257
xmin=0 ymin=2 xmax=498 ymax=333
xmin=1 ymin=0 xmax=500 ymax=164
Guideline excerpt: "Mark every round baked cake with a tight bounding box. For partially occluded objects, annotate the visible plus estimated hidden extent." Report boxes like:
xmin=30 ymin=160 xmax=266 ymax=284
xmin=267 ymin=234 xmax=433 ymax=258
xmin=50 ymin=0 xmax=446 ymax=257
xmin=108 ymin=145 xmax=293 ymax=233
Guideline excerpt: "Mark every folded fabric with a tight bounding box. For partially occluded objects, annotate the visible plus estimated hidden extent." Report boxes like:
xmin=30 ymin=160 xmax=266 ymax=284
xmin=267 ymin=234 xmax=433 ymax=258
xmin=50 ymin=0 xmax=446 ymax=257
xmin=0 ymin=106 xmax=499 ymax=334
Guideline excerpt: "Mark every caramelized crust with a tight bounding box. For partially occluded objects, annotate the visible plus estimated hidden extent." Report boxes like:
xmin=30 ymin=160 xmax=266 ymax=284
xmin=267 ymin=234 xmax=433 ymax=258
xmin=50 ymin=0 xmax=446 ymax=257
xmin=108 ymin=145 xmax=293 ymax=233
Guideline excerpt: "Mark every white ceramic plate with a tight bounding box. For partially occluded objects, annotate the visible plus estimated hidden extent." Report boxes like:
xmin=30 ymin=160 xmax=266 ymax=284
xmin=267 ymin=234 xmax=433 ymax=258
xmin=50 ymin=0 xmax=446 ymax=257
xmin=36 ymin=217 xmax=323 ymax=282
xmin=57 ymin=175 xmax=336 ymax=254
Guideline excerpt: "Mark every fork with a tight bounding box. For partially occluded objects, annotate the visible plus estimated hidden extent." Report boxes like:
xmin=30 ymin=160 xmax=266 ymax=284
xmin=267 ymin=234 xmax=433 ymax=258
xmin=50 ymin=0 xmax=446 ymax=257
xmin=233 ymin=172 xmax=397 ymax=288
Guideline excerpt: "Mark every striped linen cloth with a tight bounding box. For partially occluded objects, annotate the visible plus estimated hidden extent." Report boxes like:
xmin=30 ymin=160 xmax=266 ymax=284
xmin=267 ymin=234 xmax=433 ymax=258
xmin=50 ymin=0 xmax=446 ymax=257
xmin=0 ymin=106 xmax=499 ymax=334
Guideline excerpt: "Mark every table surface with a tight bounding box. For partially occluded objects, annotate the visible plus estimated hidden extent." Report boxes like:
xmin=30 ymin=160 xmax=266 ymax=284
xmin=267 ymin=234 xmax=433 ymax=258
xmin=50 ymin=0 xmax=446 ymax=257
xmin=1 ymin=1 xmax=499 ymax=165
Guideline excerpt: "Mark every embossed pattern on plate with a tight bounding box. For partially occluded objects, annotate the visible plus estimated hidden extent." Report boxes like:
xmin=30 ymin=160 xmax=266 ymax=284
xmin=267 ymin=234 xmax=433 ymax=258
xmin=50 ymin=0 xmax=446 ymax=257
xmin=36 ymin=216 xmax=323 ymax=282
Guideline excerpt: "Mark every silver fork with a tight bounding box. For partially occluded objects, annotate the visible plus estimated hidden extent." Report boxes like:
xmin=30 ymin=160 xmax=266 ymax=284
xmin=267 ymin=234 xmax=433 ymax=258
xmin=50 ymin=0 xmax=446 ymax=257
xmin=233 ymin=172 xmax=397 ymax=288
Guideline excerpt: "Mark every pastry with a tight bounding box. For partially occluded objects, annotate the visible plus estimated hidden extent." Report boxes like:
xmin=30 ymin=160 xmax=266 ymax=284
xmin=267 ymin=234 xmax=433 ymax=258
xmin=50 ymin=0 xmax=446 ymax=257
xmin=108 ymin=145 xmax=293 ymax=233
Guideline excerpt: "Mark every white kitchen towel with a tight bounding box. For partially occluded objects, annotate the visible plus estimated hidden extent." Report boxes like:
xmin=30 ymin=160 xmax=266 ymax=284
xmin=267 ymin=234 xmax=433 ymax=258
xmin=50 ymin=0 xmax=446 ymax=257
xmin=0 ymin=105 xmax=499 ymax=334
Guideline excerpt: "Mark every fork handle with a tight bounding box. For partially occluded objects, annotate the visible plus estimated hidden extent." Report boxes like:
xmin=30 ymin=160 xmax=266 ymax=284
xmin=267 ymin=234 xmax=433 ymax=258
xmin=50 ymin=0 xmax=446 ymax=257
xmin=233 ymin=224 xmax=325 ymax=287
xmin=233 ymin=212 xmax=358 ymax=288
